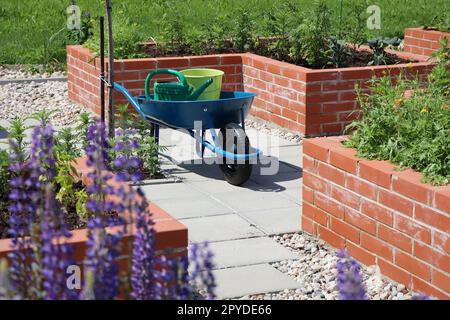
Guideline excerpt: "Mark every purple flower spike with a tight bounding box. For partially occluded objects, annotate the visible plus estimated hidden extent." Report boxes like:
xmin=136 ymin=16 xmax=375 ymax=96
xmin=336 ymin=250 xmax=367 ymax=300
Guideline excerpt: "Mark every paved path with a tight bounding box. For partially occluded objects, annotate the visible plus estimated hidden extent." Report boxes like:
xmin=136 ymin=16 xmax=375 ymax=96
xmin=140 ymin=127 xmax=304 ymax=299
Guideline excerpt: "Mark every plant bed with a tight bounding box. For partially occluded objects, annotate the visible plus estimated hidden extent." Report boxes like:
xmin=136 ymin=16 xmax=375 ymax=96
xmin=302 ymin=136 xmax=449 ymax=299
xmin=67 ymin=45 xmax=431 ymax=137
xmin=0 ymin=155 xmax=188 ymax=262
xmin=404 ymin=27 xmax=450 ymax=56
xmin=301 ymin=60 xmax=450 ymax=299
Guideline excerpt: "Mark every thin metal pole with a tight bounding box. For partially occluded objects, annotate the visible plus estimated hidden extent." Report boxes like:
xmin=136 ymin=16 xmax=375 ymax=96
xmin=99 ymin=16 xmax=105 ymax=123
xmin=106 ymin=0 xmax=115 ymax=138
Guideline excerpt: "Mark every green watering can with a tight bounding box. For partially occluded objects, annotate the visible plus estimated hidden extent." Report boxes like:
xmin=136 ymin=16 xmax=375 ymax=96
xmin=145 ymin=69 xmax=213 ymax=101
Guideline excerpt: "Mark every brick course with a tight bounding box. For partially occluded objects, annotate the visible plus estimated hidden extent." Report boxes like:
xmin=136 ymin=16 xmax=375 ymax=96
xmin=302 ymin=136 xmax=450 ymax=299
xmin=404 ymin=28 xmax=450 ymax=56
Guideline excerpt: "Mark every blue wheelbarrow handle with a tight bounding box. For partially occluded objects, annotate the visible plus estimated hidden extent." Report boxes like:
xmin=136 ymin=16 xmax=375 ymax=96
xmin=113 ymin=82 xmax=148 ymax=119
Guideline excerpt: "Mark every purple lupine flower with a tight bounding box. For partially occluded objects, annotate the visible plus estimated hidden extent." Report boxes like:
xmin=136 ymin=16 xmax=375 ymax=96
xmin=6 ymin=125 xmax=57 ymax=298
xmin=336 ymin=250 xmax=367 ymax=300
xmin=412 ymin=293 xmax=430 ymax=300
xmin=82 ymin=217 xmax=123 ymax=300
xmin=85 ymin=121 xmax=116 ymax=217
xmin=186 ymin=242 xmax=216 ymax=300
xmin=113 ymin=128 xmax=143 ymax=182
xmin=130 ymin=187 xmax=159 ymax=300
xmin=40 ymin=184 xmax=77 ymax=300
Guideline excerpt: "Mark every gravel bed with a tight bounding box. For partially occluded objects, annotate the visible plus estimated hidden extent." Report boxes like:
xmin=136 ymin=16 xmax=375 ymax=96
xmin=0 ymin=80 xmax=89 ymax=127
xmin=245 ymin=115 xmax=303 ymax=145
xmin=0 ymin=65 xmax=65 ymax=80
xmin=243 ymin=232 xmax=416 ymax=300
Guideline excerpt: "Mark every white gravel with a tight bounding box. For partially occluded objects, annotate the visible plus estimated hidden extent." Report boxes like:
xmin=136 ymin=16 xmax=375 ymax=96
xmin=245 ymin=115 xmax=303 ymax=145
xmin=0 ymin=65 xmax=65 ymax=80
xmin=243 ymin=232 xmax=417 ymax=300
xmin=0 ymin=80 xmax=89 ymax=127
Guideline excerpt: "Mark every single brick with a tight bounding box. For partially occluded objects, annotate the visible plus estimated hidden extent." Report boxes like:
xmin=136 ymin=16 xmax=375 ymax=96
xmin=346 ymin=241 xmax=376 ymax=266
xmin=330 ymin=217 xmax=360 ymax=244
xmin=360 ymin=233 xmax=393 ymax=262
xmin=378 ymin=258 xmax=412 ymax=288
xmin=359 ymin=160 xmax=395 ymax=189
xmin=415 ymin=204 xmax=450 ymax=234
xmin=361 ymin=199 xmax=393 ymax=226
xmin=395 ymin=251 xmax=431 ymax=281
xmin=315 ymin=192 xmax=345 ymax=219
xmin=317 ymin=225 xmax=345 ymax=249
xmin=318 ymin=162 xmax=346 ymax=186
xmin=378 ymin=224 xmax=412 ymax=253
xmin=378 ymin=189 xmax=414 ymax=217
xmin=392 ymin=169 xmax=432 ymax=205
xmin=330 ymin=148 xmax=358 ymax=174
xmin=412 ymin=276 xmax=447 ymax=300
xmin=346 ymin=175 xmax=377 ymax=200
xmin=302 ymin=187 xmax=315 ymax=204
xmin=302 ymin=216 xmax=316 ymax=236
xmin=344 ymin=208 xmax=376 ymax=235
xmin=435 ymin=188 xmax=450 ymax=213
xmin=433 ymin=231 xmax=450 ymax=255
xmin=431 ymin=268 xmax=450 ymax=293
xmin=395 ymin=214 xmax=431 ymax=244
xmin=303 ymin=202 xmax=329 ymax=227
xmin=414 ymin=241 xmax=450 ymax=273
xmin=331 ymin=185 xmax=360 ymax=209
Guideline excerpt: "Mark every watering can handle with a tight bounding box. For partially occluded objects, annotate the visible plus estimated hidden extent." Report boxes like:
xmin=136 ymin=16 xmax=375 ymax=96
xmin=144 ymin=69 xmax=188 ymax=100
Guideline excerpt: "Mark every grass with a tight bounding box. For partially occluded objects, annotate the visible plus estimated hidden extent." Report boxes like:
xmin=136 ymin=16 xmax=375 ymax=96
xmin=0 ymin=0 xmax=449 ymax=66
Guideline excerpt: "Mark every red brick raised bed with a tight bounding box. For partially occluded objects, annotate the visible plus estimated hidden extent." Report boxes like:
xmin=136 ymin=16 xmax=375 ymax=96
xmin=302 ymin=137 xmax=450 ymax=299
xmin=67 ymin=45 xmax=431 ymax=137
xmin=404 ymin=27 xmax=450 ymax=57
xmin=0 ymin=156 xmax=188 ymax=270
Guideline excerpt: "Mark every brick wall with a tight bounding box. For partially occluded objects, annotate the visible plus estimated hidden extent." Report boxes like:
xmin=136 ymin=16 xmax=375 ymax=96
xmin=404 ymin=28 xmax=450 ymax=56
xmin=67 ymin=45 xmax=243 ymax=114
xmin=302 ymin=137 xmax=450 ymax=299
xmin=242 ymin=52 xmax=431 ymax=136
xmin=67 ymin=45 xmax=431 ymax=137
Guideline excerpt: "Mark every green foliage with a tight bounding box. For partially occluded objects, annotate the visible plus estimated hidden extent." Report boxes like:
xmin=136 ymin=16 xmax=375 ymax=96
xmin=425 ymin=12 xmax=450 ymax=32
xmin=326 ymin=36 xmax=349 ymax=68
xmin=6 ymin=117 xmax=30 ymax=160
xmin=114 ymin=105 xmax=165 ymax=178
xmin=1 ymin=0 xmax=449 ymax=65
xmin=262 ymin=0 xmax=299 ymax=60
xmin=233 ymin=8 xmax=256 ymax=53
xmin=367 ymin=37 xmax=402 ymax=65
xmin=0 ymin=149 xmax=10 ymax=199
xmin=75 ymin=112 xmax=94 ymax=151
xmin=345 ymin=52 xmax=450 ymax=185
xmin=55 ymin=127 xmax=81 ymax=158
xmin=341 ymin=1 xmax=369 ymax=48
xmin=429 ymin=38 xmax=450 ymax=94
xmin=31 ymin=108 xmax=58 ymax=126
xmin=290 ymin=1 xmax=332 ymax=67
xmin=65 ymin=11 xmax=94 ymax=45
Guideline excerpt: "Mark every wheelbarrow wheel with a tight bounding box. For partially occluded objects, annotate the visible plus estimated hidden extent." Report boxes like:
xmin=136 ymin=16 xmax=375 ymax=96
xmin=218 ymin=123 xmax=252 ymax=186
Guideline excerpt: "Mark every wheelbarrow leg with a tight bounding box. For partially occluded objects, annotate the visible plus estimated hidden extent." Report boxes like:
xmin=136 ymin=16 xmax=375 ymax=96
xmin=153 ymin=123 xmax=160 ymax=146
xmin=195 ymin=129 xmax=206 ymax=158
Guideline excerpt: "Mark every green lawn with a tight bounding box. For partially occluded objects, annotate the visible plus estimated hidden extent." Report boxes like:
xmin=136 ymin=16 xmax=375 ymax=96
xmin=0 ymin=0 xmax=448 ymax=65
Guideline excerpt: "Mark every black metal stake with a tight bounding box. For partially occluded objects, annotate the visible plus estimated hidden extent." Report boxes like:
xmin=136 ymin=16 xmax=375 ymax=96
xmin=99 ymin=16 xmax=105 ymax=123
xmin=106 ymin=0 xmax=115 ymax=138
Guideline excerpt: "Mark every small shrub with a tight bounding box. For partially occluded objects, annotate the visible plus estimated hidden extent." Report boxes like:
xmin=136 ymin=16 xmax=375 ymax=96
xmin=345 ymin=48 xmax=450 ymax=185
xmin=233 ymin=8 xmax=256 ymax=52
xmin=290 ymin=1 xmax=332 ymax=68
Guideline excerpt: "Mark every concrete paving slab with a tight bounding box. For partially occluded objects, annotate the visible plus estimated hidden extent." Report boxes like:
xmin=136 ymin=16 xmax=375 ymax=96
xmin=240 ymin=206 xmax=301 ymax=235
xmin=154 ymin=195 xmax=233 ymax=219
xmin=210 ymin=264 xmax=302 ymax=299
xmin=208 ymin=237 xmax=298 ymax=268
xmin=212 ymin=190 xmax=296 ymax=212
xmin=181 ymin=214 xmax=264 ymax=243
xmin=140 ymin=181 xmax=204 ymax=200
xmin=187 ymin=178 xmax=261 ymax=194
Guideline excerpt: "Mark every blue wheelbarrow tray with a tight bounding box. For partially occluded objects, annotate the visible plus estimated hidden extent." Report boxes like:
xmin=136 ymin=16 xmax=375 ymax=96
xmin=114 ymin=82 xmax=262 ymax=185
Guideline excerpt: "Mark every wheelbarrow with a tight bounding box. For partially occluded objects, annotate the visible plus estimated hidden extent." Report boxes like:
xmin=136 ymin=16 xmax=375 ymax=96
xmin=113 ymin=82 xmax=262 ymax=185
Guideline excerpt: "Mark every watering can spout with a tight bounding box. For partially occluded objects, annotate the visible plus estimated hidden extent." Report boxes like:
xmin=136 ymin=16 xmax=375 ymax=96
xmin=190 ymin=78 xmax=213 ymax=100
